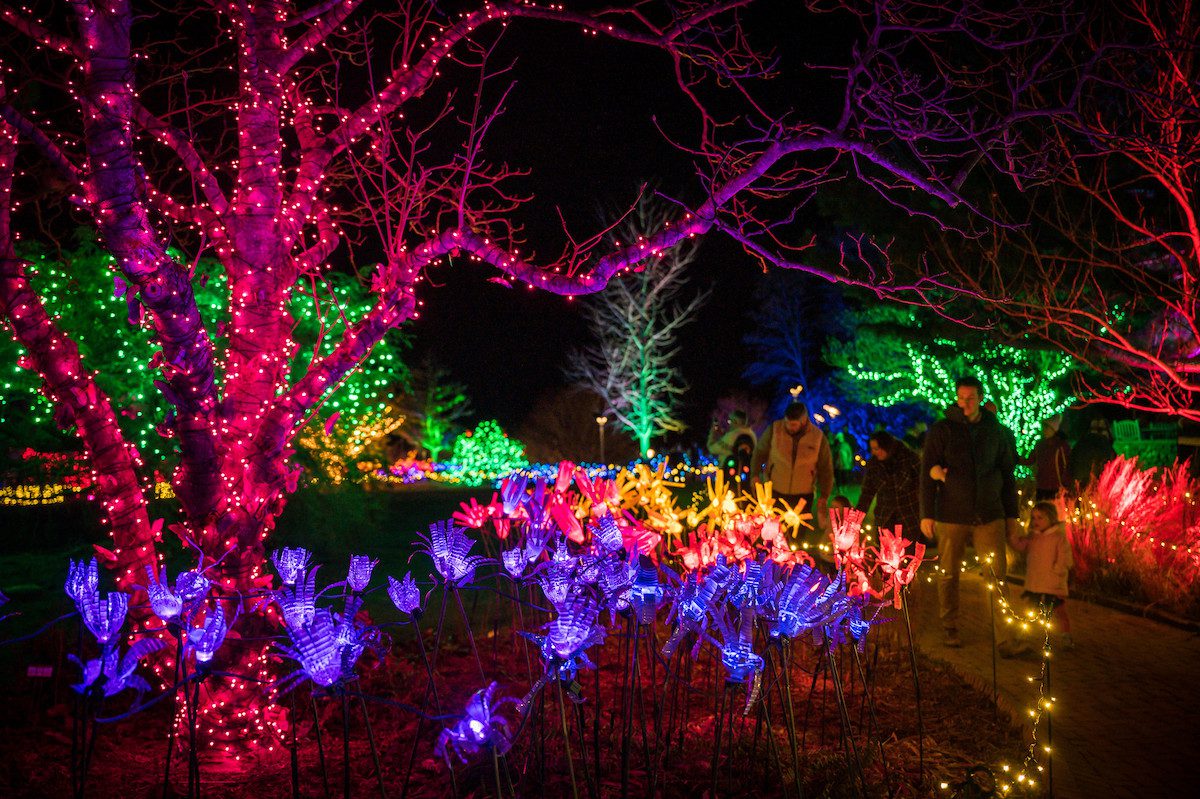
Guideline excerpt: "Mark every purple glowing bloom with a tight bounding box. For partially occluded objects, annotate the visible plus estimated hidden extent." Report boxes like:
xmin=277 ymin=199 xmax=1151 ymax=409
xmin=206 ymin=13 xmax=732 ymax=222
xmin=73 ymin=578 xmax=129 ymax=646
xmin=522 ymin=590 xmax=606 ymax=681
xmin=145 ymin=565 xmax=184 ymax=622
xmin=65 ymin=557 xmax=98 ymax=604
xmin=189 ymin=605 xmax=228 ymax=664
xmin=70 ymin=637 xmax=164 ymax=697
xmin=416 ymin=521 xmax=489 ymax=586
xmin=662 ymin=555 xmax=733 ymax=658
xmin=387 ymin=573 xmax=422 ymax=615
xmin=277 ymin=608 xmax=343 ymax=689
xmin=275 ymin=566 xmax=320 ymax=628
xmin=709 ymin=608 xmax=764 ymax=684
xmin=590 ymin=512 xmax=623 ymax=553
xmin=174 ymin=570 xmax=211 ymax=603
xmin=501 ymin=548 xmax=526 ymax=578
xmin=770 ymin=566 xmax=850 ymax=643
xmin=346 ymin=554 xmax=379 ymax=593
xmin=271 ymin=547 xmax=313 ymax=586
xmin=0 ymin=588 xmax=13 ymax=623
xmin=500 ymin=474 xmax=529 ymax=515
xmin=629 ymin=558 xmax=664 ymax=625
xmin=436 ymin=682 xmax=514 ymax=764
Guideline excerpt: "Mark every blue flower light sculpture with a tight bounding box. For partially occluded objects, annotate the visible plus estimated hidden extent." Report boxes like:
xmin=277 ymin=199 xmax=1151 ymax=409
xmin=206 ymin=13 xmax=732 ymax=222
xmin=437 ymin=682 xmax=514 ymax=765
xmin=271 ymin=547 xmax=314 ymax=586
xmin=417 ymin=521 xmax=488 ymax=586
xmin=274 ymin=565 xmax=320 ymax=629
xmin=662 ymin=556 xmax=733 ymax=658
xmin=346 ymin=554 xmax=378 ymax=593
xmin=70 ymin=637 xmax=164 ymax=697
xmin=629 ymin=557 xmax=664 ymax=625
xmin=387 ymin=573 xmax=422 ymax=616
xmin=189 ymin=605 xmax=228 ymax=665
xmin=522 ymin=589 xmax=606 ymax=683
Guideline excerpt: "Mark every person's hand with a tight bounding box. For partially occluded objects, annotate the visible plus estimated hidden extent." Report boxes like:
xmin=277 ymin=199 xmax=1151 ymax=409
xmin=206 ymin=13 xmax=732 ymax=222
xmin=1005 ymin=517 xmax=1021 ymax=539
xmin=920 ymin=518 xmax=935 ymax=539
xmin=929 ymin=465 xmax=948 ymax=482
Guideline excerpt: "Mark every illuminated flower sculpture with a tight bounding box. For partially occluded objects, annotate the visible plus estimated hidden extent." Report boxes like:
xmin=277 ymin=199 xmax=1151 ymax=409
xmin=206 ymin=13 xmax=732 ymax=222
xmin=272 ymin=547 xmax=314 ymax=587
xmin=417 ymin=521 xmax=489 ymax=586
xmin=275 ymin=607 xmax=372 ymax=693
xmin=188 ymin=605 xmax=229 ymax=666
xmin=874 ymin=528 xmax=926 ymax=608
xmin=346 ymin=555 xmax=379 ymax=593
xmin=663 ymin=556 xmax=733 ymax=658
xmin=387 ymin=573 xmax=423 ymax=616
xmin=70 ymin=637 xmax=165 ymax=698
xmin=770 ymin=565 xmax=846 ymax=642
xmin=144 ymin=565 xmax=211 ymax=624
xmin=436 ymin=682 xmax=515 ymax=765
xmin=522 ymin=590 xmax=607 ymax=683
xmin=274 ymin=565 xmax=321 ymax=629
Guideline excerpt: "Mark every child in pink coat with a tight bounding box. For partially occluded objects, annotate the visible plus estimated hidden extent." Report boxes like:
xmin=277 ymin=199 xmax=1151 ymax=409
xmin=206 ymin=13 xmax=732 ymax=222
xmin=1009 ymin=501 xmax=1074 ymax=648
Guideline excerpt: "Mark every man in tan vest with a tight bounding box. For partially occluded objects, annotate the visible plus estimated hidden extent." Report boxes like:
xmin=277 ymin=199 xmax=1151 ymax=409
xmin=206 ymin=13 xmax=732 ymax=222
xmin=751 ymin=402 xmax=835 ymax=536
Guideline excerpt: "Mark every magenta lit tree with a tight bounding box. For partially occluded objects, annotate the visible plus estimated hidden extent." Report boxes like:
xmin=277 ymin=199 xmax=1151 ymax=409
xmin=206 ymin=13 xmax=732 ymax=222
xmin=0 ymin=0 xmax=1067 ymax=745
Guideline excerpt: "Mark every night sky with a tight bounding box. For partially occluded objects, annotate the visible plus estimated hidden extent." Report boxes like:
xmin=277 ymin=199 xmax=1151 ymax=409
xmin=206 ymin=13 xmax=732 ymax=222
xmin=407 ymin=3 xmax=844 ymax=439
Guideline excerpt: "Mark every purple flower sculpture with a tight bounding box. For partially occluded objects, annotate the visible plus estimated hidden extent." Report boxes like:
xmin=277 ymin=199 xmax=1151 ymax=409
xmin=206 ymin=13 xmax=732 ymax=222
xmin=770 ymin=566 xmax=846 ymax=642
xmin=590 ymin=512 xmax=623 ymax=553
xmin=597 ymin=554 xmax=637 ymax=618
xmin=189 ymin=605 xmax=228 ymax=665
xmin=709 ymin=607 xmax=764 ymax=684
xmin=728 ymin=557 xmax=770 ymax=611
xmin=522 ymin=590 xmax=606 ymax=682
xmin=174 ymin=570 xmax=212 ymax=604
xmin=387 ymin=573 xmax=422 ymax=616
xmin=662 ymin=556 xmax=733 ymax=658
xmin=275 ymin=565 xmax=320 ymax=629
xmin=346 ymin=554 xmax=379 ymax=593
xmin=500 ymin=475 xmax=530 ymax=515
xmin=70 ymin=637 xmax=164 ymax=697
xmin=272 ymin=547 xmax=313 ymax=586
xmin=629 ymin=557 xmax=664 ymax=625
xmin=277 ymin=608 xmax=343 ymax=690
xmin=82 ymin=587 xmax=127 ymax=643
xmin=0 ymin=588 xmax=13 ymax=623
xmin=65 ymin=557 xmax=98 ymax=605
xmin=436 ymin=682 xmax=514 ymax=764
xmin=145 ymin=565 xmax=184 ymax=622
xmin=501 ymin=548 xmax=526 ymax=579
xmin=417 ymin=521 xmax=488 ymax=586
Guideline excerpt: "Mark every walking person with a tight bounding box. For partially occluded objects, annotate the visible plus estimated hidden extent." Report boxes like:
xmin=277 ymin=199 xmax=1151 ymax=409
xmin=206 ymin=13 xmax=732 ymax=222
xmin=856 ymin=430 xmax=923 ymax=545
xmin=752 ymin=402 xmax=834 ymax=535
xmin=920 ymin=376 xmax=1022 ymax=652
xmin=1009 ymin=501 xmax=1074 ymax=650
xmin=1023 ymin=415 xmax=1071 ymax=500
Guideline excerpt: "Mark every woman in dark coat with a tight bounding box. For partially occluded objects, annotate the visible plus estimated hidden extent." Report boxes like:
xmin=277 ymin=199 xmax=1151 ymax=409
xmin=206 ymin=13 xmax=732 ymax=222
xmin=856 ymin=430 xmax=925 ymax=544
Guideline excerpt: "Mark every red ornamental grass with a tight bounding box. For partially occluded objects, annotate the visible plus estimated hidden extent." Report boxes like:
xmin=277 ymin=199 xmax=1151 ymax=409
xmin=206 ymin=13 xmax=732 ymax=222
xmin=1067 ymin=456 xmax=1200 ymax=615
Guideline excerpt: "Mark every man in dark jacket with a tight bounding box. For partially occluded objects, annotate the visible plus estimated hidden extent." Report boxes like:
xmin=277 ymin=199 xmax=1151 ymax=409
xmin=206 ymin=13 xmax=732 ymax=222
xmin=920 ymin=376 xmax=1021 ymax=652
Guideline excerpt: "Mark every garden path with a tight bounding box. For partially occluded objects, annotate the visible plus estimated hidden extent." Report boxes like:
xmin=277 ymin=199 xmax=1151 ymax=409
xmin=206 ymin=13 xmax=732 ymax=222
xmin=910 ymin=567 xmax=1200 ymax=798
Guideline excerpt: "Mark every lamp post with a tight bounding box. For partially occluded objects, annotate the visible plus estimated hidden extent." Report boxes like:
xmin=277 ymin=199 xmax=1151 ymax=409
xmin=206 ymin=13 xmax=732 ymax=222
xmin=595 ymin=415 xmax=608 ymax=464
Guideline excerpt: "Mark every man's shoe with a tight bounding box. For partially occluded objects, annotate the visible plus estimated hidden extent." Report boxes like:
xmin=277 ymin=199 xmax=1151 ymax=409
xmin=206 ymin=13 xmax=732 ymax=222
xmin=943 ymin=630 xmax=962 ymax=648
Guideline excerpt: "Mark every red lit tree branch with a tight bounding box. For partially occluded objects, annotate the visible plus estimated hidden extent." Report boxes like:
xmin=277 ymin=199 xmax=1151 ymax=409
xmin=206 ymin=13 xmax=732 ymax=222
xmin=940 ymin=1 xmax=1200 ymax=421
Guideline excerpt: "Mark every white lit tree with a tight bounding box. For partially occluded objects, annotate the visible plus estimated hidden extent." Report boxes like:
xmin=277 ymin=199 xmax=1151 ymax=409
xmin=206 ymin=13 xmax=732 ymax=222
xmin=567 ymin=199 xmax=709 ymax=456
